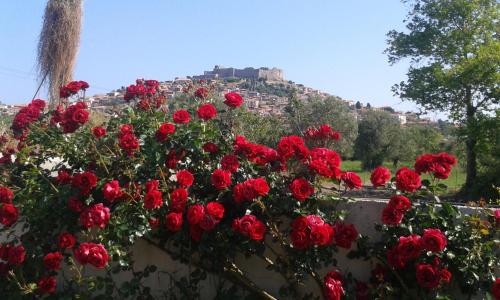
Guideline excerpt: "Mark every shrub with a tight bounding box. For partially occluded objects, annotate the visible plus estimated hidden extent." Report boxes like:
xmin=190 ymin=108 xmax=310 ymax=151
xmin=0 ymin=79 xmax=497 ymax=299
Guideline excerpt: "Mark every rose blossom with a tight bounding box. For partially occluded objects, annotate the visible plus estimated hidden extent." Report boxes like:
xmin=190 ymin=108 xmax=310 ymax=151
xmin=43 ymin=252 xmax=63 ymax=270
xmin=37 ymin=276 xmax=57 ymax=294
xmin=0 ymin=204 xmax=18 ymax=226
xmin=333 ymin=222 xmax=358 ymax=249
xmin=79 ymin=203 xmax=111 ymax=229
xmin=341 ymin=172 xmax=362 ymax=190
xmin=155 ymin=123 xmax=175 ymax=142
xmin=370 ymin=166 xmax=391 ymax=187
xmin=172 ymin=110 xmax=191 ymax=124
xmin=421 ymin=228 xmax=447 ymax=252
xmin=395 ymin=167 xmax=421 ymax=193
xmin=103 ymin=180 xmax=123 ymax=203
xmin=211 ymin=169 xmax=232 ymax=190
xmin=176 ymin=170 xmax=194 ymax=187
xmin=197 ymin=103 xmax=217 ymax=121
xmin=58 ymin=232 xmax=76 ymax=249
xmin=223 ymin=92 xmax=243 ymax=108
xmin=221 ymin=154 xmax=239 ymax=173
xmin=0 ymin=187 xmax=14 ymax=204
xmin=165 ymin=212 xmax=183 ymax=232
xmin=92 ymin=126 xmax=106 ymax=139
xmin=289 ymin=178 xmax=314 ymax=202
xmin=73 ymin=243 xmax=109 ymax=269
xmin=169 ymin=188 xmax=188 ymax=212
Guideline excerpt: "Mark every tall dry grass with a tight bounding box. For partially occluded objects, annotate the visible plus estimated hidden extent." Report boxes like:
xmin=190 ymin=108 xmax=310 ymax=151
xmin=37 ymin=0 xmax=83 ymax=106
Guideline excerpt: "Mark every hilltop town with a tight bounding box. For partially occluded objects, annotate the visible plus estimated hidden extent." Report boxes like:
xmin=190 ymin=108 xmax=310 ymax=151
xmin=0 ymin=66 xmax=433 ymax=126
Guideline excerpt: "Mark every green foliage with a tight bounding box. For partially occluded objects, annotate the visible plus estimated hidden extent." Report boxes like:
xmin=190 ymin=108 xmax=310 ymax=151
xmin=285 ymin=94 xmax=358 ymax=158
xmin=386 ymin=0 xmax=500 ymax=191
xmin=354 ymin=111 xmax=400 ymax=169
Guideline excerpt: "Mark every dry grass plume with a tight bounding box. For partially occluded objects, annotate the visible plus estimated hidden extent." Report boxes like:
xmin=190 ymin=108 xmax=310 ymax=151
xmin=37 ymin=0 xmax=83 ymax=106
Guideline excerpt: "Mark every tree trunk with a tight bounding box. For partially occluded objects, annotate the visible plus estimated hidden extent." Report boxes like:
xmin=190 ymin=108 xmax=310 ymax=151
xmin=464 ymin=88 xmax=477 ymax=193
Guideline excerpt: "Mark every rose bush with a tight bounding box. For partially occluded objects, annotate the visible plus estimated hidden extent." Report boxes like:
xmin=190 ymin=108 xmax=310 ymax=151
xmin=0 ymin=79 xmax=497 ymax=299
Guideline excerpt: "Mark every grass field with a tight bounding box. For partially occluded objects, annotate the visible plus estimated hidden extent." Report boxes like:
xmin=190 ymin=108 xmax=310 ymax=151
xmin=341 ymin=160 xmax=466 ymax=193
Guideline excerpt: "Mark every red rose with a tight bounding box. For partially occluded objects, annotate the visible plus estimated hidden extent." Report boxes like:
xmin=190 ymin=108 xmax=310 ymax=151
xmin=156 ymin=123 xmax=175 ymax=142
xmin=333 ymin=222 xmax=358 ymax=249
xmin=395 ymin=167 xmax=421 ymax=193
xmin=277 ymin=136 xmax=309 ymax=160
xmin=7 ymin=245 xmax=25 ymax=265
xmin=232 ymin=215 xmax=266 ymax=241
xmin=119 ymin=124 xmax=134 ymax=137
xmin=199 ymin=214 xmax=218 ymax=231
xmin=421 ymin=228 xmax=447 ymax=252
xmin=323 ymin=274 xmax=344 ymax=300
xmin=248 ymin=178 xmax=269 ymax=197
xmin=147 ymin=218 xmax=159 ymax=229
xmin=291 ymin=229 xmax=310 ymax=249
xmin=387 ymin=195 xmax=411 ymax=212
xmin=55 ymin=169 xmax=72 ymax=185
xmin=396 ymin=234 xmax=422 ymax=263
xmin=73 ymin=243 xmax=108 ymax=269
xmin=310 ymin=224 xmax=333 ymax=246
xmin=103 ymin=180 xmax=123 ymax=203
xmin=202 ymin=142 xmax=219 ymax=154
xmin=58 ymin=232 xmax=76 ymax=249
xmin=0 ymin=204 xmax=18 ymax=227
xmin=187 ymin=204 xmax=205 ymax=225
xmin=145 ymin=180 xmax=160 ymax=192
xmin=414 ymin=153 xmax=457 ymax=179
xmin=440 ymin=268 xmax=452 ymax=284
xmin=491 ymin=278 xmax=500 ymax=300
xmin=232 ymin=182 xmax=254 ymax=204
xmin=173 ymin=110 xmax=191 ymax=124
xmin=206 ymin=202 xmax=225 ymax=220
xmin=119 ymin=133 xmax=140 ymax=156
xmin=197 ymin=103 xmax=217 ymax=121
xmin=169 ymin=188 xmax=188 ymax=212
xmin=370 ymin=166 xmax=391 ymax=187
xmin=386 ymin=247 xmax=405 ymax=269
xmin=289 ymin=178 xmax=314 ymax=202
xmin=381 ymin=206 xmax=404 ymax=226
xmin=71 ymin=171 xmax=98 ymax=196
xmin=416 ymin=263 xmax=441 ymax=289
xmin=165 ymin=149 xmax=185 ymax=169
xmin=341 ymin=172 xmax=362 ymax=190
xmin=71 ymin=109 xmax=89 ymax=124
xmin=165 ymin=212 xmax=183 ymax=232
xmin=92 ymin=126 xmax=106 ymax=139
xmin=194 ymin=87 xmax=209 ymax=99
xmin=37 ymin=276 xmax=56 ymax=294
xmin=176 ymin=170 xmax=194 ymax=187
xmin=43 ymin=251 xmax=63 ymax=270
xmin=0 ymin=187 xmax=14 ymax=204
xmin=144 ymin=190 xmax=163 ymax=210
xmin=79 ymin=203 xmax=110 ymax=229
xmin=223 ymin=92 xmax=243 ymax=108
xmin=68 ymin=196 xmax=84 ymax=213
xmin=211 ymin=169 xmax=232 ymax=190
xmin=221 ymin=155 xmax=239 ymax=173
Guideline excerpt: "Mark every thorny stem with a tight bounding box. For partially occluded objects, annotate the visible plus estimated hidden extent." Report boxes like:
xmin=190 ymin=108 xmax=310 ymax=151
xmin=142 ymin=237 xmax=277 ymax=300
xmin=29 ymin=162 xmax=59 ymax=193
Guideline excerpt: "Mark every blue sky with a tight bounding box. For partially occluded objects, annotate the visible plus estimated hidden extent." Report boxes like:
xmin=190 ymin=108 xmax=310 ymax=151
xmin=0 ymin=1 xmax=431 ymax=115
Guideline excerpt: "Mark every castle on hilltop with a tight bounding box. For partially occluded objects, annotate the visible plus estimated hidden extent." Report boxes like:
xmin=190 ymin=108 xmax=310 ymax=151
xmin=193 ymin=65 xmax=284 ymax=81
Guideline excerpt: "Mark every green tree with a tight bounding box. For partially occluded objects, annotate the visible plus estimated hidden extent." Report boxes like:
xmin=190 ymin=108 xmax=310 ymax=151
xmin=388 ymin=127 xmax=416 ymax=167
xmin=386 ymin=0 xmax=500 ymax=192
xmin=354 ymin=111 xmax=401 ymax=169
xmin=285 ymin=94 xmax=358 ymax=158
xmin=233 ymin=110 xmax=287 ymax=148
